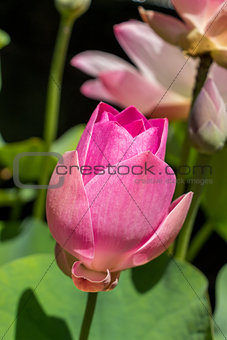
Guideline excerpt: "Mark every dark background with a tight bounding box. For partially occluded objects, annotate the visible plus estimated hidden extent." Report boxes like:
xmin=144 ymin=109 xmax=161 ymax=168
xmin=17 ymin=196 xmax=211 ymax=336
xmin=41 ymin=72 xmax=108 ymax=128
xmin=0 ymin=0 xmax=225 ymax=307
xmin=0 ymin=0 xmax=164 ymax=141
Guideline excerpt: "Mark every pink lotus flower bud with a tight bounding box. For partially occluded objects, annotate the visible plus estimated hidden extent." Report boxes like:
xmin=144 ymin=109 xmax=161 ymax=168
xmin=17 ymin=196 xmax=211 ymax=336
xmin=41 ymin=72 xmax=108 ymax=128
xmin=46 ymin=103 xmax=193 ymax=292
xmin=139 ymin=1 xmax=227 ymax=68
xmin=189 ymin=79 xmax=227 ymax=154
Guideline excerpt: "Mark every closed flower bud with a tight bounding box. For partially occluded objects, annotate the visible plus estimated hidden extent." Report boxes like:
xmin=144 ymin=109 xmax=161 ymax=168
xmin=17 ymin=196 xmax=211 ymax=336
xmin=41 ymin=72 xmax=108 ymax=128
xmin=55 ymin=0 xmax=91 ymax=19
xmin=47 ymin=103 xmax=192 ymax=292
xmin=189 ymin=78 xmax=227 ymax=154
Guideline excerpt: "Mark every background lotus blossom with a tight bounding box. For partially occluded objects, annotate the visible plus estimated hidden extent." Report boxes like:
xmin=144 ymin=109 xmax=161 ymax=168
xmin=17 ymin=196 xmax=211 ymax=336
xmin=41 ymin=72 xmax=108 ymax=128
xmin=46 ymin=103 xmax=192 ymax=292
xmin=72 ymin=20 xmax=227 ymax=120
xmin=139 ymin=1 xmax=227 ymax=68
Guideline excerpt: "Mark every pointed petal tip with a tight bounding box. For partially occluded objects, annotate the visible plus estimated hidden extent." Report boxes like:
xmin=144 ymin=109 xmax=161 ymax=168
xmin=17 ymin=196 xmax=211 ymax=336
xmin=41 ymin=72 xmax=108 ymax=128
xmin=114 ymin=20 xmax=141 ymax=37
xmin=126 ymin=191 xmax=193 ymax=268
xmin=70 ymin=55 xmax=79 ymax=67
xmin=71 ymin=53 xmax=89 ymax=68
xmin=138 ymin=6 xmax=154 ymax=22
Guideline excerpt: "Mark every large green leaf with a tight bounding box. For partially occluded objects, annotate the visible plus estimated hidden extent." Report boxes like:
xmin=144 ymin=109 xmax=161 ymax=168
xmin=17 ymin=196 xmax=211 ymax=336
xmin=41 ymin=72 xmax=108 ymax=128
xmin=0 ymin=218 xmax=54 ymax=266
xmin=52 ymin=124 xmax=85 ymax=155
xmin=0 ymin=254 xmax=213 ymax=339
xmin=214 ymin=264 xmax=227 ymax=340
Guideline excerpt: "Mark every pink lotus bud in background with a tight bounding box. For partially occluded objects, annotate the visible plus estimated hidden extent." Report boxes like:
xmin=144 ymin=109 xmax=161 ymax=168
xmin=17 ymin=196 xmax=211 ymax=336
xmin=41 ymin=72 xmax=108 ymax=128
xmin=46 ymin=102 xmax=193 ymax=292
xmin=189 ymin=78 xmax=227 ymax=154
xmin=139 ymin=1 xmax=227 ymax=68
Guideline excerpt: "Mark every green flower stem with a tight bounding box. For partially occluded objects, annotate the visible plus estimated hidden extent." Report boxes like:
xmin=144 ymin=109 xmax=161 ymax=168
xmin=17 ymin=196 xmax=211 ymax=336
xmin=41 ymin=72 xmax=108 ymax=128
xmin=173 ymin=54 xmax=213 ymax=258
xmin=173 ymin=134 xmax=191 ymax=200
xmin=187 ymin=222 xmax=214 ymax=262
xmin=43 ymin=16 xmax=75 ymax=149
xmin=33 ymin=14 xmax=75 ymax=220
xmin=79 ymin=293 xmax=98 ymax=340
xmin=174 ymin=53 xmax=213 ymax=199
xmin=175 ymin=152 xmax=211 ymax=260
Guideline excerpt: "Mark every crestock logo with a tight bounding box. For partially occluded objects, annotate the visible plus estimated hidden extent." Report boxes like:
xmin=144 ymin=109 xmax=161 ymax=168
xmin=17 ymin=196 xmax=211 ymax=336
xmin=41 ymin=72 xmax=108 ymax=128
xmin=13 ymin=152 xmax=213 ymax=189
xmin=13 ymin=152 xmax=64 ymax=189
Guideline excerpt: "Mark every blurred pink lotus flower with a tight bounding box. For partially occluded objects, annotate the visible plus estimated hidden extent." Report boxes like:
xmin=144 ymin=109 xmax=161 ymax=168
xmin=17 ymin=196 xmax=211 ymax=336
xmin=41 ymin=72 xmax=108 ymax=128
xmin=46 ymin=102 xmax=192 ymax=292
xmin=189 ymin=78 xmax=227 ymax=153
xmin=72 ymin=20 xmax=227 ymax=120
xmin=140 ymin=1 xmax=227 ymax=68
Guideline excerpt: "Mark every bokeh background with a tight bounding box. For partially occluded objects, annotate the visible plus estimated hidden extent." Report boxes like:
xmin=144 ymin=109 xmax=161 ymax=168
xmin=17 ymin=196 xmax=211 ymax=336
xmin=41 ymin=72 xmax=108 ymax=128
xmin=0 ymin=0 xmax=226 ymax=307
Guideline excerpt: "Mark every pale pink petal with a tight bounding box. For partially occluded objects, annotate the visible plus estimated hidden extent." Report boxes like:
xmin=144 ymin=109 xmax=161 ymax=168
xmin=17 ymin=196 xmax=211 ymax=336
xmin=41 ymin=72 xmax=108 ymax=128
xmin=99 ymin=69 xmax=163 ymax=113
xmin=81 ymin=79 xmax=118 ymax=103
xmin=55 ymin=243 xmax=76 ymax=277
xmin=190 ymin=81 xmax=219 ymax=130
xmin=85 ymin=151 xmax=176 ymax=272
xmin=46 ymin=151 xmax=94 ymax=261
xmin=203 ymin=78 xmax=223 ymax=112
xmin=139 ymin=7 xmax=189 ymax=45
xmin=172 ymin=0 xmax=207 ymax=29
xmin=72 ymin=261 xmax=112 ymax=292
xmin=150 ymin=99 xmax=191 ymax=120
xmin=209 ymin=63 xmax=227 ymax=103
xmin=173 ymin=0 xmax=225 ymax=31
xmin=71 ymin=51 xmax=133 ymax=77
xmin=204 ymin=1 xmax=227 ymax=32
xmin=114 ymin=20 xmax=197 ymax=98
xmin=72 ymin=262 xmax=120 ymax=292
xmin=207 ymin=11 xmax=227 ymax=45
xmin=120 ymin=192 xmax=193 ymax=270
xmin=76 ymin=102 xmax=119 ymax=166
